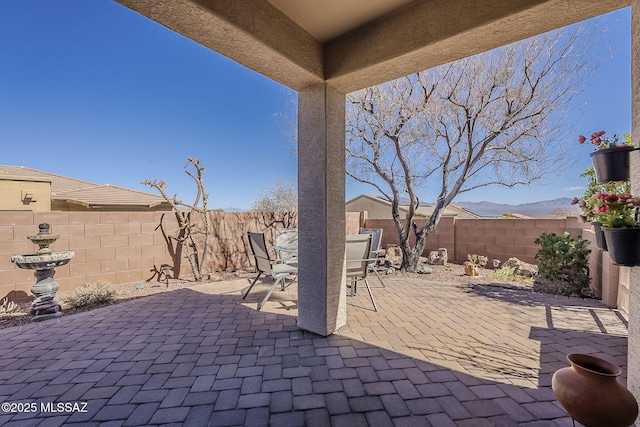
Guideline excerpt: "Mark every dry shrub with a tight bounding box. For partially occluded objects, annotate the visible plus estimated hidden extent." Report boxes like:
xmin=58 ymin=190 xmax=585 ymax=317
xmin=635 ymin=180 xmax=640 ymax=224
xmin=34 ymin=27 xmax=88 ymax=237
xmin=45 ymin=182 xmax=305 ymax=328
xmin=0 ymin=297 xmax=19 ymax=315
xmin=488 ymin=265 xmax=532 ymax=283
xmin=63 ymin=282 xmax=117 ymax=310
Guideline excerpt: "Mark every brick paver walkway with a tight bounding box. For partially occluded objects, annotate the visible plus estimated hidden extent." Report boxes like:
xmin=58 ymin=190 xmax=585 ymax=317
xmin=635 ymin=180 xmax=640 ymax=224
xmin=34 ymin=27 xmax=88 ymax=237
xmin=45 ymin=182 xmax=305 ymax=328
xmin=0 ymin=276 xmax=628 ymax=426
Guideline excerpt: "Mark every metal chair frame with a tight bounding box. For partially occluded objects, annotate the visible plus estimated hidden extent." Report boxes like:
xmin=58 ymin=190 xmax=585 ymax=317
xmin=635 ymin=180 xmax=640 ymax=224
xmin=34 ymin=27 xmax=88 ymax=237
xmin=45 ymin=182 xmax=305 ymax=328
xmin=346 ymin=234 xmax=378 ymax=312
xmin=359 ymin=227 xmax=386 ymax=288
xmin=243 ymin=232 xmax=298 ymax=311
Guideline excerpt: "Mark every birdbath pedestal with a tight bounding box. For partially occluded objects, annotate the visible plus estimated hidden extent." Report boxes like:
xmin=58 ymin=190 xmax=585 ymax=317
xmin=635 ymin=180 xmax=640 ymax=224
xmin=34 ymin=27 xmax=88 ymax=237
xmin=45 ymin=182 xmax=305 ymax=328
xmin=11 ymin=223 xmax=74 ymax=322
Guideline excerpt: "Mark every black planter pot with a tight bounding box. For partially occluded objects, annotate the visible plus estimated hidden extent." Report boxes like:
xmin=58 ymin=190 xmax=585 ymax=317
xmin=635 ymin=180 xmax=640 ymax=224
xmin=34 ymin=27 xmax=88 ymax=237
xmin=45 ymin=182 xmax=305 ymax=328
xmin=591 ymin=222 xmax=607 ymax=251
xmin=602 ymin=226 xmax=640 ymax=266
xmin=590 ymin=146 xmax=635 ymax=184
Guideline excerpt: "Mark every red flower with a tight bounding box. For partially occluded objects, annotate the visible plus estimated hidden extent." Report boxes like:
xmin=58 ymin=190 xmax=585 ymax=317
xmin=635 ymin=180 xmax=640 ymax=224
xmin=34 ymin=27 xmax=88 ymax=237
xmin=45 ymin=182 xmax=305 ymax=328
xmin=578 ymin=135 xmax=586 ymax=144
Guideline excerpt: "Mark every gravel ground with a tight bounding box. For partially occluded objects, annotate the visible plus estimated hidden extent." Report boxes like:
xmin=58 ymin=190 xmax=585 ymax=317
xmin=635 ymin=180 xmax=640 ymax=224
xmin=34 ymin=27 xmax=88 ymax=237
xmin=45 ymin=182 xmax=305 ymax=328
xmin=0 ymin=263 xmax=530 ymax=330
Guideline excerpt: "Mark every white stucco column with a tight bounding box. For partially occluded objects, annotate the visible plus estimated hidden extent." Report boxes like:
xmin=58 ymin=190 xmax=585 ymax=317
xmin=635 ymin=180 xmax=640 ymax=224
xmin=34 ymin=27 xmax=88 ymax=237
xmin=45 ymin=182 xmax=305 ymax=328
xmin=628 ymin=0 xmax=640 ymax=404
xmin=296 ymin=83 xmax=347 ymax=336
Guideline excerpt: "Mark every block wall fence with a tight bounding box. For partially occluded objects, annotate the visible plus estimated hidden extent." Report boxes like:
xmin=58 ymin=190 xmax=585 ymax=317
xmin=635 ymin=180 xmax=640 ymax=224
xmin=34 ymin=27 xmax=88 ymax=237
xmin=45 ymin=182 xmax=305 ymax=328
xmin=0 ymin=210 xmax=591 ymax=302
xmin=365 ymin=216 xmax=589 ymax=266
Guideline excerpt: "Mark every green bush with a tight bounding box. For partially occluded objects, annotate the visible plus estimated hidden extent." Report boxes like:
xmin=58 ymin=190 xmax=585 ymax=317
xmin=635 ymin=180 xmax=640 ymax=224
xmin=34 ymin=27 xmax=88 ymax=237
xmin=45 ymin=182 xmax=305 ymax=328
xmin=533 ymin=232 xmax=592 ymax=297
xmin=63 ymin=282 xmax=117 ymax=310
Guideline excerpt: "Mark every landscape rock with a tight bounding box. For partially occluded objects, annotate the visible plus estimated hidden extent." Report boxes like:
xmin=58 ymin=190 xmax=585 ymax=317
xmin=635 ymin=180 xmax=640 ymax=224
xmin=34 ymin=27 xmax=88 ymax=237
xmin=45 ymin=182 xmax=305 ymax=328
xmin=418 ymin=266 xmax=433 ymax=274
xmin=427 ymin=248 xmax=448 ymax=265
xmin=463 ymin=261 xmax=479 ymax=276
xmin=504 ymin=257 xmax=538 ymax=277
xmin=385 ymin=245 xmax=403 ymax=266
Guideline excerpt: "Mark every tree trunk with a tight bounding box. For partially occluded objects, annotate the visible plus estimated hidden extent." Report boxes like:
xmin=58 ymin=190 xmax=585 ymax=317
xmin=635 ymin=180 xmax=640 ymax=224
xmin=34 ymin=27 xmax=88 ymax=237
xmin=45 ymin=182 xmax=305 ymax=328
xmin=400 ymin=226 xmax=428 ymax=272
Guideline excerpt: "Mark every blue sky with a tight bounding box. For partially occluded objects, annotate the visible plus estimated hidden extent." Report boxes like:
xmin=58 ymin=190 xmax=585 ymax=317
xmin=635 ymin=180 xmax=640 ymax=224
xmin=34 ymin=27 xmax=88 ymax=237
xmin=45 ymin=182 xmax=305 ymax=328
xmin=0 ymin=1 xmax=632 ymax=209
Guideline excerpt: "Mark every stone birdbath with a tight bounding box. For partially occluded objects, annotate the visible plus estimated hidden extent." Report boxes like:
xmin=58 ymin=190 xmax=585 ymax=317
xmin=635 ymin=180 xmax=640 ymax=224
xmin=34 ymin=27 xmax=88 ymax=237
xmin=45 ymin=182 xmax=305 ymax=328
xmin=11 ymin=223 xmax=74 ymax=322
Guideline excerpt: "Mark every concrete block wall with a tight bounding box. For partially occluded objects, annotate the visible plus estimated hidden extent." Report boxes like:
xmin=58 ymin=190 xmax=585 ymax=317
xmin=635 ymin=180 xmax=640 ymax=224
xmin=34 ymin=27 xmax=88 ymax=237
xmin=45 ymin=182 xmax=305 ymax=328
xmin=0 ymin=211 xmax=175 ymax=301
xmin=455 ymin=217 xmax=587 ymax=265
xmin=0 ymin=210 xmax=362 ymax=301
xmin=364 ymin=216 xmax=587 ymax=264
xmin=585 ymin=229 xmax=603 ymax=299
xmin=365 ymin=216 xmax=456 ymax=256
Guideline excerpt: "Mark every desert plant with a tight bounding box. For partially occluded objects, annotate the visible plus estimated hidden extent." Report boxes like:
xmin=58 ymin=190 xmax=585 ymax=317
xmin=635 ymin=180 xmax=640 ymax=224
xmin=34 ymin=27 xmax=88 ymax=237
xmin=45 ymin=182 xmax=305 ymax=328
xmin=534 ymin=232 xmax=592 ymax=297
xmin=488 ymin=265 xmax=531 ymax=283
xmin=0 ymin=297 xmax=18 ymax=315
xmin=63 ymin=282 xmax=117 ymax=310
xmin=143 ymin=158 xmax=210 ymax=281
xmin=467 ymin=254 xmax=488 ymax=268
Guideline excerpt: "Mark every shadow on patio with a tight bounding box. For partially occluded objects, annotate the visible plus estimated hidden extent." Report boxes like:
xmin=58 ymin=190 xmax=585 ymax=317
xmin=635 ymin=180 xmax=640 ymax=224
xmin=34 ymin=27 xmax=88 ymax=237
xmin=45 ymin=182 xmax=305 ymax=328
xmin=0 ymin=277 xmax=627 ymax=426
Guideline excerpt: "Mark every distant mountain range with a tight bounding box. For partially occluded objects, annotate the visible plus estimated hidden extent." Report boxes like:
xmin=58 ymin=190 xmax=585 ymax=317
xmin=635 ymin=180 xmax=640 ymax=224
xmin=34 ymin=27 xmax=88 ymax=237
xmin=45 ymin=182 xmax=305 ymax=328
xmin=217 ymin=197 xmax=577 ymax=218
xmin=456 ymin=197 xmax=575 ymax=218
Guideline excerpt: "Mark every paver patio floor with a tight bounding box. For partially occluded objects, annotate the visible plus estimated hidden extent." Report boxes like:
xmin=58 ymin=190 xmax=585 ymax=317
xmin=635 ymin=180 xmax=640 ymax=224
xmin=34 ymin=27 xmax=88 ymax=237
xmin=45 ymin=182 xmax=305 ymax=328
xmin=0 ymin=276 xmax=628 ymax=426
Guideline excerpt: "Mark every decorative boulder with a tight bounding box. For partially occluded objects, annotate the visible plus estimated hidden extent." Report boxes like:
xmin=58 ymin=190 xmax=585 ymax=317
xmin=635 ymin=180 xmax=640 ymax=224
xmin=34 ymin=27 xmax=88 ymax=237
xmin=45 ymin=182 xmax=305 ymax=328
xmin=464 ymin=261 xmax=479 ymax=276
xmin=385 ymin=245 xmax=403 ymax=266
xmin=427 ymin=248 xmax=448 ymax=265
xmin=418 ymin=266 xmax=433 ymax=274
xmin=504 ymin=257 xmax=539 ymax=277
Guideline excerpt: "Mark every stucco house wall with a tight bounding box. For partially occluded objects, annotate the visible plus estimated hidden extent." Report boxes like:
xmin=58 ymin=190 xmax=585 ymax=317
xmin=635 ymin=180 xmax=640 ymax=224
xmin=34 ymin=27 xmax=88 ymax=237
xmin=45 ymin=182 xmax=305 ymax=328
xmin=0 ymin=176 xmax=51 ymax=212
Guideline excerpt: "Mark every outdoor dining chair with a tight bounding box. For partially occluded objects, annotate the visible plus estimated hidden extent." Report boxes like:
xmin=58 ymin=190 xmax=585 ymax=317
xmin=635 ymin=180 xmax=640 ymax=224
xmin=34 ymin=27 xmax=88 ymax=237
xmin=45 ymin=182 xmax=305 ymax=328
xmin=359 ymin=227 xmax=386 ymax=287
xmin=243 ymin=232 xmax=298 ymax=311
xmin=346 ymin=234 xmax=378 ymax=312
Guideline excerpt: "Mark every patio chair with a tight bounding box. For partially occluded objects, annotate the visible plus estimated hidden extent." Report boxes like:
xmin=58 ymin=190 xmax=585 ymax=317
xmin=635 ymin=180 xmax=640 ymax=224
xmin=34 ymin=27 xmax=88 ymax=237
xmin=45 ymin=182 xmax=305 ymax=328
xmin=359 ymin=227 xmax=385 ymax=287
xmin=274 ymin=227 xmax=298 ymax=265
xmin=346 ymin=234 xmax=378 ymax=312
xmin=243 ymin=232 xmax=298 ymax=311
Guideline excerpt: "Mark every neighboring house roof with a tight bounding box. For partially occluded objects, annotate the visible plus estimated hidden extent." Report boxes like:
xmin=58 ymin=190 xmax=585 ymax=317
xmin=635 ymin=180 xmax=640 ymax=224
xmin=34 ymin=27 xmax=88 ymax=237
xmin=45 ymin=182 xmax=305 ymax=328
xmin=0 ymin=165 xmax=169 ymax=209
xmin=346 ymin=194 xmax=480 ymax=219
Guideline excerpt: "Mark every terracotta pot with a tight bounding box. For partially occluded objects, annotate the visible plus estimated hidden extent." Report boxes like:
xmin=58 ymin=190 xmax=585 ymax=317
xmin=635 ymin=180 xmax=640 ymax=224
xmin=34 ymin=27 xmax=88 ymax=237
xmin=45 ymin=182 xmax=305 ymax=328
xmin=552 ymin=353 xmax=638 ymax=427
xmin=602 ymin=227 xmax=640 ymax=266
xmin=590 ymin=146 xmax=634 ymax=184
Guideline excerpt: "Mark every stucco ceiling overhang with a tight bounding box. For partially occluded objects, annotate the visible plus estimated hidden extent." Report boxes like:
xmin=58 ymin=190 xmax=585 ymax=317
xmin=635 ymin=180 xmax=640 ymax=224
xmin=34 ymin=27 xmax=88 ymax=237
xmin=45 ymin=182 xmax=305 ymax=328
xmin=116 ymin=0 xmax=631 ymax=93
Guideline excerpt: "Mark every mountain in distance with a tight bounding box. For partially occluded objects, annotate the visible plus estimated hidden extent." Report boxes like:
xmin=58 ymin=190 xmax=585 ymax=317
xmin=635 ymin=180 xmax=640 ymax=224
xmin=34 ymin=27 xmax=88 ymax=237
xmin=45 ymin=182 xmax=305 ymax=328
xmin=456 ymin=197 xmax=576 ymax=218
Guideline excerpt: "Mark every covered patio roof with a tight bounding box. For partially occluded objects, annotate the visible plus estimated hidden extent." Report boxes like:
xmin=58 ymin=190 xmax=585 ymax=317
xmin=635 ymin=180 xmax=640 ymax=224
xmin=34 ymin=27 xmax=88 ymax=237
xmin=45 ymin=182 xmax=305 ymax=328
xmin=116 ymin=0 xmax=630 ymax=93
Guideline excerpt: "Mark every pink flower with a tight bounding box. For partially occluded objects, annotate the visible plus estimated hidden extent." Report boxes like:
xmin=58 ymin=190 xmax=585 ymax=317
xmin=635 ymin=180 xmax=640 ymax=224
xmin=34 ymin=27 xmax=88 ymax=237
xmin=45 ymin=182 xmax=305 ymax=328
xmin=598 ymin=205 xmax=609 ymax=213
xmin=578 ymin=135 xmax=586 ymax=144
xmin=571 ymin=197 xmax=579 ymax=205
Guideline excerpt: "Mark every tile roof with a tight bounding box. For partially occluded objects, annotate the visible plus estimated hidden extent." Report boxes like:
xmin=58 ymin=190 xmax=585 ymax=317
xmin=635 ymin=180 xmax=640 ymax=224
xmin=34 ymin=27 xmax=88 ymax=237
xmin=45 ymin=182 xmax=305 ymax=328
xmin=346 ymin=194 xmax=480 ymax=218
xmin=0 ymin=165 xmax=168 ymax=208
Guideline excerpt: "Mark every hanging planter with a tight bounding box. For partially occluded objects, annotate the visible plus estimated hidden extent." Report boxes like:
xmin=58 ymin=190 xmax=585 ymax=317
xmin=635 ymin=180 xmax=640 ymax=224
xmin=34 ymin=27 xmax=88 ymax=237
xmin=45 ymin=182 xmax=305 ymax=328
xmin=591 ymin=222 xmax=607 ymax=251
xmin=602 ymin=226 xmax=640 ymax=266
xmin=589 ymin=146 xmax=635 ymax=184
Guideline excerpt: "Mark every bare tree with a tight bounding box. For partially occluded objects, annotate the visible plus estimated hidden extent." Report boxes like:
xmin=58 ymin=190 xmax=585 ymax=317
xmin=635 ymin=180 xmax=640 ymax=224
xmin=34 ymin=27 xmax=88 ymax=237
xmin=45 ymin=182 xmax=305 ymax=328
xmin=347 ymin=25 xmax=607 ymax=271
xmin=251 ymin=179 xmax=298 ymax=212
xmin=142 ymin=158 xmax=210 ymax=281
